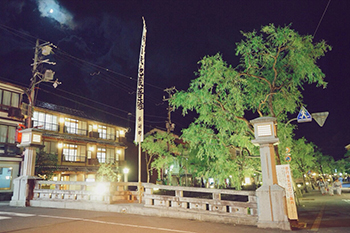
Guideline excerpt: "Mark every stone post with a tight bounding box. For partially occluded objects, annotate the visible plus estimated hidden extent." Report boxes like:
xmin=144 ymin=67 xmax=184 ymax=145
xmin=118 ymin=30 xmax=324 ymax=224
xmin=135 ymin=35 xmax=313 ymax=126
xmin=10 ymin=129 xmax=43 ymax=207
xmin=250 ymin=117 xmax=290 ymax=230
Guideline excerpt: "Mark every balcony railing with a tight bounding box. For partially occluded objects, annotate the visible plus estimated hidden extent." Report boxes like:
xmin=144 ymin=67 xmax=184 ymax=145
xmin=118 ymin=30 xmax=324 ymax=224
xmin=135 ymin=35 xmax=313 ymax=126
xmin=62 ymin=155 xmax=86 ymax=163
xmin=33 ymin=121 xmax=59 ymax=132
xmin=63 ymin=126 xmax=88 ymax=136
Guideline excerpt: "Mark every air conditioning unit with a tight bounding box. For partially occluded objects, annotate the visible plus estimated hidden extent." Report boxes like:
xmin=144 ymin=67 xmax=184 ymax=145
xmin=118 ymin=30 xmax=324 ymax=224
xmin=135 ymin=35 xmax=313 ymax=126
xmin=8 ymin=107 xmax=23 ymax=119
xmin=89 ymin=131 xmax=99 ymax=138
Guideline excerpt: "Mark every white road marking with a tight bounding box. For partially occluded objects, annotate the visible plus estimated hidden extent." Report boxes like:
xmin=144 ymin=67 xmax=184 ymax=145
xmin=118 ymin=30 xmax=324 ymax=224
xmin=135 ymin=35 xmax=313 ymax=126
xmin=0 ymin=211 xmax=36 ymax=217
xmin=0 ymin=216 xmax=11 ymax=220
xmin=39 ymin=214 xmax=198 ymax=233
xmin=342 ymin=199 xmax=350 ymax=203
xmin=311 ymin=204 xmax=325 ymax=231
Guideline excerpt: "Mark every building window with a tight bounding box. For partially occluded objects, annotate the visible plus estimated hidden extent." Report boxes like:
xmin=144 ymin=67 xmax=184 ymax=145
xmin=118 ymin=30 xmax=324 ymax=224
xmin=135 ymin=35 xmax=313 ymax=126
xmin=106 ymin=148 xmax=115 ymax=163
xmin=0 ymin=167 xmax=12 ymax=190
xmin=0 ymin=125 xmax=16 ymax=143
xmin=98 ymin=125 xmax=107 ymax=139
xmin=62 ymin=144 xmax=86 ymax=162
xmin=97 ymin=147 xmax=106 ymax=163
xmin=33 ymin=111 xmax=58 ymax=131
xmin=0 ymin=89 xmax=20 ymax=110
xmin=43 ymin=141 xmax=58 ymax=154
xmin=64 ymin=118 xmax=87 ymax=135
xmin=107 ymin=127 xmax=115 ymax=140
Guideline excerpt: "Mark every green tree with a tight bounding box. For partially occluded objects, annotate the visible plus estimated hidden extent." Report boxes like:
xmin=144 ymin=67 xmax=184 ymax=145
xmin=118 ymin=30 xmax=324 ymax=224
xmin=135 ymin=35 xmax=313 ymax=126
xmin=35 ymin=149 xmax=58 ymax=180
xmin=288 ymin=138 xmax=317 ymax=192
xmin=315 ymin=151 xmax=336 ymax=175
xmin=142 ymin=130 xmax=186 ymax=185
xmin=96 ymin=163 xmax=118 ymax=182
xmin=171 ymin=24 xmax=330 ymax=189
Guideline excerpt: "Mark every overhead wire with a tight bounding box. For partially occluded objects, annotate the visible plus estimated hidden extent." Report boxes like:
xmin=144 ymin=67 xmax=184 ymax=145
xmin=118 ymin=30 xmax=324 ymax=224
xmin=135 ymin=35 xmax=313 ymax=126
xmin=40 ymin=83 xmax=167 ymax=120
xmin=39 ymin=87 xmax=167 ymax=126
xmin=313 ymin=0 xmax=331 ymax=38
xmin=0 ymin=23 xmax=185 ymax=131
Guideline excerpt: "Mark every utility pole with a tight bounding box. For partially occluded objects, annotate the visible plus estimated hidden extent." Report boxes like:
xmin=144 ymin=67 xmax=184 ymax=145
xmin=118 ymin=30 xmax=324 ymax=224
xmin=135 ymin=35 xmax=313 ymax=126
xmin=27 ymin=39 xmax=60 ymax=128
xmin=163 ymin=86 xmax=176 ymax=133
xmin=10 ymin=39 xmax=60 ymax=207
xmin=162 ymin=87 xmax=176 ymax=183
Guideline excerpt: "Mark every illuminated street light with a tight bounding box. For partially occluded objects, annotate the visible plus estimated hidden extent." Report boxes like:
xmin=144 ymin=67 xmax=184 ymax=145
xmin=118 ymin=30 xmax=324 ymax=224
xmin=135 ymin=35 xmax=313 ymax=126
xmin=123 ymin=168 xmax=129 ymax=190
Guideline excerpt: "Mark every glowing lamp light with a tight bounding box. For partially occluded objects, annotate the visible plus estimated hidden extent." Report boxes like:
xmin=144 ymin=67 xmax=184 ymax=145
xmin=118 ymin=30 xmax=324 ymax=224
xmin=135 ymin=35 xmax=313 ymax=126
xmin=18 ymin=128 xmax=43 ymax=147
xmin=57 ymin=143 xmax=63 ymax=149
xmin=250 ymin=117 xmax=279 ymax=145
xmin=123 ymin=168 xmax=129 ymax=174
xmin=244 ymin=177 xmax=252 ymax=185
xmin=59 ymin=117 xmax=65 ymax=123
xmin=49 ymin=9 xmax=54 ymax=13
xmin=93 ymin=124 xmax=98 ymax=130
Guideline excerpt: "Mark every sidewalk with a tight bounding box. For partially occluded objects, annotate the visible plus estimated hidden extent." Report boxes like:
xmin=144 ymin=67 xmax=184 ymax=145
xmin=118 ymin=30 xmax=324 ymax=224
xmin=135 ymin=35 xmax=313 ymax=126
xmin=295 ymin=188 xmax=350 ymax=232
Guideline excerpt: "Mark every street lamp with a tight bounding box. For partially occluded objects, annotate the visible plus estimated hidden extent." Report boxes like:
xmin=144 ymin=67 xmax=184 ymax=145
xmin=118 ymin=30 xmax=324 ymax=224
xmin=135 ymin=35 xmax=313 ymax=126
xmin=123 ymin=168 xmax=129 ymax=190
xmin=250 ymin=117 xmax=290 ymax=230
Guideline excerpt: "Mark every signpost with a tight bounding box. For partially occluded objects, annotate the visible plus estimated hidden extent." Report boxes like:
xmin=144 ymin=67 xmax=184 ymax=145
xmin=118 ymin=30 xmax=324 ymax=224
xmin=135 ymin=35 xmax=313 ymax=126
xmin=276 ymin=164 xmax=298 ymax=220
xmin=311 ymin=112 xmax=329 ymax=127
xmin=297 ymin=106 xmax=312 ymax=123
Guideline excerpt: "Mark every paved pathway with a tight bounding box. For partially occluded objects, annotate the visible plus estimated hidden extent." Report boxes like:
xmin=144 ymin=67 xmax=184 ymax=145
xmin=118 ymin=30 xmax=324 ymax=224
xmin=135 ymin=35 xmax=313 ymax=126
xmin=295 ymin=188 xmax=350 ymax=232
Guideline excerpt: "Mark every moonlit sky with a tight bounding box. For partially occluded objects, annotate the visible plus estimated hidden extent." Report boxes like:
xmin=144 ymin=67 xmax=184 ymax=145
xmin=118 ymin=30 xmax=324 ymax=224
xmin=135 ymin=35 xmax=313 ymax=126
xmin=0 ymin=0 xmax=349 ymax=161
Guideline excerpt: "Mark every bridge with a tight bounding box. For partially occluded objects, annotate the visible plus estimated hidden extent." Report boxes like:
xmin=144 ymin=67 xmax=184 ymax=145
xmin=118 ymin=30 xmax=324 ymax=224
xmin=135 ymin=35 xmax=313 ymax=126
xmin=6 ymin=179 xmax=350 ymax=232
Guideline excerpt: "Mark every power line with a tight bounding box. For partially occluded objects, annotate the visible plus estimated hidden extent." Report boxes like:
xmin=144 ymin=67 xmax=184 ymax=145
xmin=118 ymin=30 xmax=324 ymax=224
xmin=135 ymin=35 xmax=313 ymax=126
xmin=313 ymin=0 xmax=331 ymax=38
xmin=40 ymin=83 xmax=167 ymax=120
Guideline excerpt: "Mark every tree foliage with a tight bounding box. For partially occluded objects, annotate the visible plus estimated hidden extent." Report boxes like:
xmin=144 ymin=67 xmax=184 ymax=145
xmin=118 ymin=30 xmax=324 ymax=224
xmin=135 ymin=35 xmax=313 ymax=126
xmin=35 ymin=149 xmax=58 ymax=180
xmin=96 ymin=163 xmax=118 ymax=182
xmin=141 ymin=130 xmax=187 ymax=184
xmin=170 ymin=24 xmax=331 ymax=189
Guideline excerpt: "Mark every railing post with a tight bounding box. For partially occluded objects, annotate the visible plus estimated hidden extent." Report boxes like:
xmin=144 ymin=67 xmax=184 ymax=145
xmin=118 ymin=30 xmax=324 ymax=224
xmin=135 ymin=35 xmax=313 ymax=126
xmin=213 ymin=192 xmax=221 ymax=201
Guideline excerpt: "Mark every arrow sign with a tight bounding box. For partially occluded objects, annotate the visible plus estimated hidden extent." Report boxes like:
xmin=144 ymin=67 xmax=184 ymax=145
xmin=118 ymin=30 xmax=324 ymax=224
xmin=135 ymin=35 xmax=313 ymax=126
xmin=311 ymin=112 xmax=329 ymax=127
xmin=297 ymin=106 xmax=312 ymax=123
xmin=285 ymin=156 xmax=291 ymax=162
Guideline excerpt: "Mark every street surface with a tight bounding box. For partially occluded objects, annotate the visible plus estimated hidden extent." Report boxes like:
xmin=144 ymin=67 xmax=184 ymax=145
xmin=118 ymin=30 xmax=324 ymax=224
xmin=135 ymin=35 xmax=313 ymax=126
xmin=0 ymin=188 xmax=349 ymax=232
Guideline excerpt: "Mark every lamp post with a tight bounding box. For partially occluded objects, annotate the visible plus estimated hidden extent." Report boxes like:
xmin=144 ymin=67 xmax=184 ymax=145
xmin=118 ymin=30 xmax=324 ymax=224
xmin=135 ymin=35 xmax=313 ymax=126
xmin=123 ymin=168 xmax=129 ymax=191
xmin=10 ymin=128 xmax=44 ymax=207
xmin=250 ymin=117 xmax=290 ymax=230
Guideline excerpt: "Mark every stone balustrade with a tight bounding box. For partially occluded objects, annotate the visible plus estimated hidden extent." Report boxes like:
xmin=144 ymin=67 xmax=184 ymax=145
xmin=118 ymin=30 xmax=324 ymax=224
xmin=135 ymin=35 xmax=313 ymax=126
xmin=32 ymin=180 xmax=140 ymax=204
xmin=143 ymin=183 xmax=257 ymax=219
xmin=30 ymin=180 xmax=258 ymax=226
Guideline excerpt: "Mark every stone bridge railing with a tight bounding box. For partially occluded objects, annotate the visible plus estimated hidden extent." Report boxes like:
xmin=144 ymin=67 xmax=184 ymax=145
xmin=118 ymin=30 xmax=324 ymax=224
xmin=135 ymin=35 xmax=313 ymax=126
xmin=143 ymin=183 xmax=257 ymax=225
xmin=32 ymin=180 xmax=139 ymax=204
xmin=29 ymin=180 xmax=257 ymax=226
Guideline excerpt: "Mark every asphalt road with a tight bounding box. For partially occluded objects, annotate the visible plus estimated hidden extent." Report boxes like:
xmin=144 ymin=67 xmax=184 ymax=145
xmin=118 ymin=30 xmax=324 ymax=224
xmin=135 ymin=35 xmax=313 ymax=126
xmin=0 ymin=189 xmax=349 ymax=233
xmin=0 ymin=205 xmax=272 ymax=233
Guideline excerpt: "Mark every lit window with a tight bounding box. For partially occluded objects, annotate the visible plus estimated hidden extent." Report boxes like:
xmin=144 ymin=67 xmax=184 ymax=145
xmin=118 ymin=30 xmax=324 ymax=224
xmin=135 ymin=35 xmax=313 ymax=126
xmin=33 ymin=111 xmax=58 ymax=131
xmin=97 ymin=147 xmax=106 ymax=163
xmin=98 ymin=125 xmax=107 ymax=139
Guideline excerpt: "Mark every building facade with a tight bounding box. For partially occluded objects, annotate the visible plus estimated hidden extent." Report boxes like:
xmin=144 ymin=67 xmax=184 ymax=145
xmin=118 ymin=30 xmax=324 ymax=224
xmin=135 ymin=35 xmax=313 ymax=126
xmin=32 ymin=101 xmax=128 ymax=183
xmin=0 ymin=81 xmax=24 ymax=199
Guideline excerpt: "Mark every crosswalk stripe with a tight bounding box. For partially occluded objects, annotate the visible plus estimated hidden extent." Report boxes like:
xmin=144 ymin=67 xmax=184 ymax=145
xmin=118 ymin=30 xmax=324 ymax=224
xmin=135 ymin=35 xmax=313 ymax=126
xmin=0 ymin=211 xmax=36 ymax=217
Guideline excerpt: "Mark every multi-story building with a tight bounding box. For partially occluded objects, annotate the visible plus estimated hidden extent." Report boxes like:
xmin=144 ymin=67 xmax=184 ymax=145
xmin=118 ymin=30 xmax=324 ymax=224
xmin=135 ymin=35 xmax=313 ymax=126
xmin=0 ymin=81 xmax=25 ymax=200
xmin=0 ymin=80 xmax=129 ymax=200
xmin=32 ymin=101 xmax=128 ymax=183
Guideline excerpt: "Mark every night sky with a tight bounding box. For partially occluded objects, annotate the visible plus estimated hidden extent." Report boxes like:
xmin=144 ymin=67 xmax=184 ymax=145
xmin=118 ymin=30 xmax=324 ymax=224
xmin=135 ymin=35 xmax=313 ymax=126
xmin=0 ymin=0 xmax=349 ymax=161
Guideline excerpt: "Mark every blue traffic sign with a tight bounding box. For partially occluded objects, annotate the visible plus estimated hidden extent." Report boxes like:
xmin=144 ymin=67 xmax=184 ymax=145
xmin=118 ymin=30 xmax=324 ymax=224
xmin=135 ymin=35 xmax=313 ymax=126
xmin=297 ymin=106 xmax=312 ymax=123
